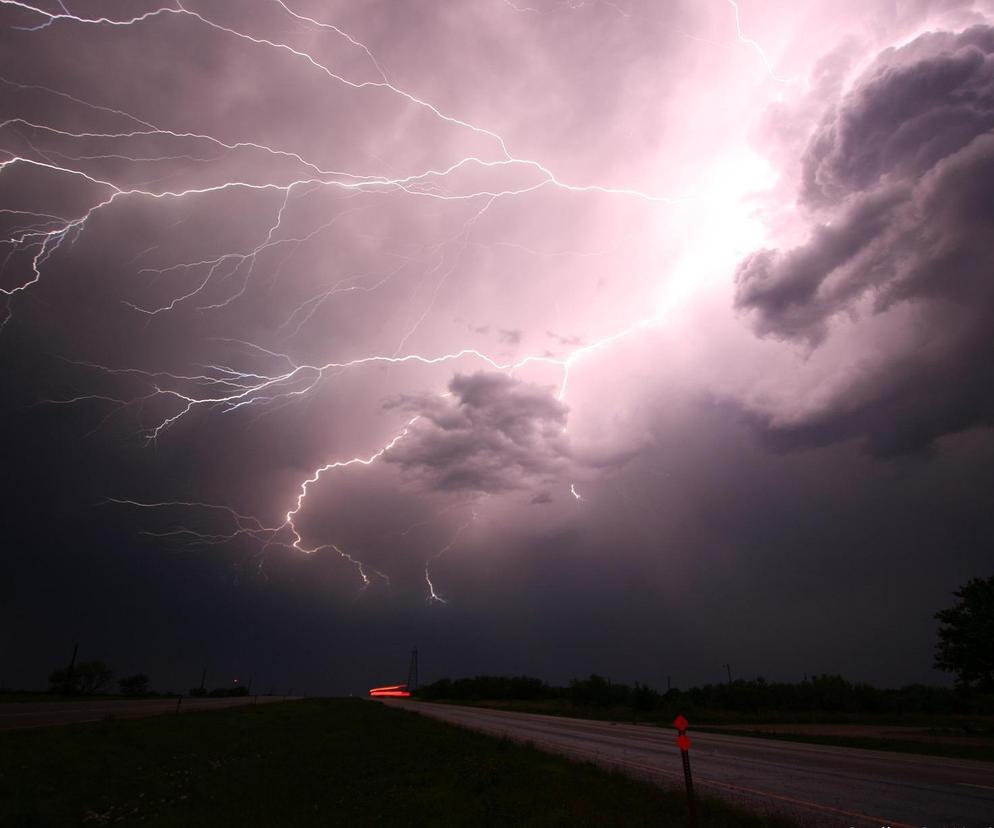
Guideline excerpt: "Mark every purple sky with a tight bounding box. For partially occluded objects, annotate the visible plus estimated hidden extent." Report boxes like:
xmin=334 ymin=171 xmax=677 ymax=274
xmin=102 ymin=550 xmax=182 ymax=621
xmin=2 ymin=0 xmax=993 ymax=694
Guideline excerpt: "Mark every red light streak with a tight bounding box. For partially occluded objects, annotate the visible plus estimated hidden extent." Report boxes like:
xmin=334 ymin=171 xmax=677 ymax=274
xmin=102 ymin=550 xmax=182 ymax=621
xmin=368 ymin=684 xmax=410 ymax=697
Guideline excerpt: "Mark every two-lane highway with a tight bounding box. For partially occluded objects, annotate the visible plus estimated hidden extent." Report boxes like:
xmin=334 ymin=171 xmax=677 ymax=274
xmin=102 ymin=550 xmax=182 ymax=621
xmin=0 ymin=696 xmax=296 ymax=731
xmin=386 ymin=700 xmax=994 ymax=827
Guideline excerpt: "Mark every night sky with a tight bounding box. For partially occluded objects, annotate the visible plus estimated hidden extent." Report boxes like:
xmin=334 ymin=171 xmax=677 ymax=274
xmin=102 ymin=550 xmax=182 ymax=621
xmin=2 ymin=0 xmax=994 ymax=697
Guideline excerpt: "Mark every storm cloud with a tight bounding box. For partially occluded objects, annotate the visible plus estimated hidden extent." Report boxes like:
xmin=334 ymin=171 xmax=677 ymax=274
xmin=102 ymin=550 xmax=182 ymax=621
xmin=385 ymin=372 xmax=570 ymax=493
xmin=736 ymin=25 xmax=994 ymax=453
xmin=2 ymin=0 xmax=993 ymax=698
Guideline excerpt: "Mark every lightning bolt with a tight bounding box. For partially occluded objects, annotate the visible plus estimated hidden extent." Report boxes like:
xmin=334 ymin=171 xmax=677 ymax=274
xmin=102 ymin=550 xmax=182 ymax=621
xmin=424 ymin=518 xmax=476 ymax=605
xmin=283 ymin=419 xmax=419 ymax=555
xmin=725 ymin=0 xmax=796 ymax=84
xmin=3 ymin=0 xmax=773 ymax=596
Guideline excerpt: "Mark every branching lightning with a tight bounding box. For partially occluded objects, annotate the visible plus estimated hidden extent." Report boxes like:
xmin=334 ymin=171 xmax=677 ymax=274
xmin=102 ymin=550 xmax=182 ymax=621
xmin=424 ymin=517 xmax=477 ymax=605
xmin=1 ymin=0 xmax=784 ymax=598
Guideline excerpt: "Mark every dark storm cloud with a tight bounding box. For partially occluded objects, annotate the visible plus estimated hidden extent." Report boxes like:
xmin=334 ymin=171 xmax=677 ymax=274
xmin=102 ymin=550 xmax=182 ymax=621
xmin=734 ymin=185 xmax=909 ymax=343
xmin=735 ymin=25 xmax=994 ymax=453
xmin=5 ymin=0 xmax=994 ymax=701
xmin=801 ymin=26 xmax=994 ymax=207
xmin=384 ymin=371 xmax=570 ymax=492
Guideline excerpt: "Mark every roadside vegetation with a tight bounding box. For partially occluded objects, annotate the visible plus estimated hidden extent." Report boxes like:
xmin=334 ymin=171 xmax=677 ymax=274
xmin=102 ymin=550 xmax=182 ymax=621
xmin=415 ymin=577 xmax=994 ymax=761
xmin=415 ymin=674 xmax=994 ymax=762
xmin=0 ymin=662 xmax=250 ymax=702
xmin=416 ymin=672 xmax=994 ymax=722
xmin=0 ymin=698 xmax=795 ymax=827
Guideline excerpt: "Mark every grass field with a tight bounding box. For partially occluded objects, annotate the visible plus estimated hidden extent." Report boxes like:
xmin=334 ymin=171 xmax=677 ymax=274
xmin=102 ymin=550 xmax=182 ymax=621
xmin=422 ymin=698 xmax=994 ymax=762
xmin=0 ymin=698 xmax=796 ymax=827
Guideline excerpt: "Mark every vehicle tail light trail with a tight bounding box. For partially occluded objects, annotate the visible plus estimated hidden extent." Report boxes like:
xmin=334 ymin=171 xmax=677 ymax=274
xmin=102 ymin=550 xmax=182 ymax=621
xmin=369 ymin=684 xmax=410 ymax=698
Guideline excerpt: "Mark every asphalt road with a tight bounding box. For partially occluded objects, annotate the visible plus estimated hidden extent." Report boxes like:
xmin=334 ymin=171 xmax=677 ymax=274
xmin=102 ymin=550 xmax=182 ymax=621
xmin=0 ymin=696 xmax=296 ymax=731
xmin=386 ymin=700 xmax=994 ymax=828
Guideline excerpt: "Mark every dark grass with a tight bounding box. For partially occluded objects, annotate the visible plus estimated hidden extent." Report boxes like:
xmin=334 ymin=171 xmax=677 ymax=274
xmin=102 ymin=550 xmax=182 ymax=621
xmin=427 ymin=698 xmax=994 ymax=762
xmin=0 ymin=698 xmax=796 ymax=827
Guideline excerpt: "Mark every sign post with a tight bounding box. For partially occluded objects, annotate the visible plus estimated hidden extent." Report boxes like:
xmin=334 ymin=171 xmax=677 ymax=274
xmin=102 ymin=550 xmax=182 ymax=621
xmin=674 ymin=714 xmax=697 ymax=828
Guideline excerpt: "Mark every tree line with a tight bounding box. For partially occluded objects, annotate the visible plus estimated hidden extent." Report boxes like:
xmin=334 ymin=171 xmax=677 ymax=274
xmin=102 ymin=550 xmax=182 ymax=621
xmin=48 ymin=661 xmax=150 ymax=697
xmin=416 ymin=672 xmax=994 ymax=717
xmin=45 ymin=661 xmax=249 ymax=698
xmin=417 ymin=575 xmax=994 ymax=717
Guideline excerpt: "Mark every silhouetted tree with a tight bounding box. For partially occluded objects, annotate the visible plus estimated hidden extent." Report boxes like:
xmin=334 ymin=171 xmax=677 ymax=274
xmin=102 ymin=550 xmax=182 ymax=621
xmin=49 ymin=660 xmax=113 ymax=695
xmin=630 ymin=682 xmax=658 ymax=713
xmin=568 ymin=674 xmax=627 ymax=707
xmin=48 ymin=668 xmax=70 ymax=694
xmin=118 ymin=674 xmax=150 ymax=696
xmin=76 ymin=661 xmax=114 ymax=694
xmin=935 ymin=575 xmax=994 ymax=691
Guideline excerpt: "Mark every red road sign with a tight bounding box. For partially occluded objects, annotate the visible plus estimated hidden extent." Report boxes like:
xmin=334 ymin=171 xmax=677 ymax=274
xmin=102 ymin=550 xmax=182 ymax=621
xmin=672 ymin=713 xmax=696 ymax=826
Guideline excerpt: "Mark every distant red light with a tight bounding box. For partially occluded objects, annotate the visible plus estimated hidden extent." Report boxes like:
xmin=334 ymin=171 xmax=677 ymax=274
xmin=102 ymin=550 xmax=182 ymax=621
xmin=369 ymin=684 xmax=411 ymax=698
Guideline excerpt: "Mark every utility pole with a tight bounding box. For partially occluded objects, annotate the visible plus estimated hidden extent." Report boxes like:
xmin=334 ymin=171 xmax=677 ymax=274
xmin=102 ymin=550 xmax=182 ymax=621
xmin=199 ymin=667 xmax=207 ymax=693
xmin=63 ymin=643 xmax=79 ymax=695
xmin=407 ymin=648 xmax=419 ymax=692
xmin=723 ymin=663 xmax=732 ymax=684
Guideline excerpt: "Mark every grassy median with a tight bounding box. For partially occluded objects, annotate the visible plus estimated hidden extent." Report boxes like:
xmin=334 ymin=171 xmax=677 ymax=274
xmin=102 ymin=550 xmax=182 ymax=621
xmin=0 ymin=698 xmax=797 ymax=827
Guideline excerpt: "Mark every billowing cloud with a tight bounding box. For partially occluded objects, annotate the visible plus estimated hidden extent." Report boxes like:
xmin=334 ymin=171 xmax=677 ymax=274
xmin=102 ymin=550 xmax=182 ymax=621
xmin=734 ymin=185 xmax=909 ymax=342
xmin=4 ymin=0 xmax=994 ymax=698
xmin=384 ymin=372 xmax=570 ymax=492
xmin=801 ymin=26 xmax=994 ymax=207
xmin=735 ymin=25 xmax=994 ymax=453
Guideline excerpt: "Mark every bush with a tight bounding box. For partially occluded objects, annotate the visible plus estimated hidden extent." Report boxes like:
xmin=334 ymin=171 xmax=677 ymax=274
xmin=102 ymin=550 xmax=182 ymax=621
xmin=48 ymin=660 xmax=113 ymax=695
xmin=118 ymin=674 xmax=150 ymax=696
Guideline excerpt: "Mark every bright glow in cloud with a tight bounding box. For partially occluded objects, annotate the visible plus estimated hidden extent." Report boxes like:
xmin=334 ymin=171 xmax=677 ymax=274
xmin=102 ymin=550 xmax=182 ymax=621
xmin=653 ymin=150 xmax=777 ymax=316
xmin=3 ymin=0 xmax=991 ymax=611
